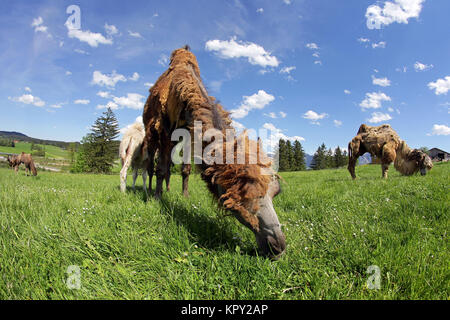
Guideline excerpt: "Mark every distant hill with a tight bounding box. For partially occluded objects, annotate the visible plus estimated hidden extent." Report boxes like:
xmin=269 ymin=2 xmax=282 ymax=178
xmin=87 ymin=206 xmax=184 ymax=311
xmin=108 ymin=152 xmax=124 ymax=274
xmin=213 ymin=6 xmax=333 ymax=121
xmin=0 ymin=131 xmax=77 ymax=149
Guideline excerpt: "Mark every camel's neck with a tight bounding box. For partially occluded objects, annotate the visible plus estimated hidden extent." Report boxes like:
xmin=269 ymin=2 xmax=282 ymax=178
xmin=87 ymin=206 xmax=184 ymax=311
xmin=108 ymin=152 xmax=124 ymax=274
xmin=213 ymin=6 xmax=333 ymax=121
xmin=394 ymin=141 xmax=418 ymax=175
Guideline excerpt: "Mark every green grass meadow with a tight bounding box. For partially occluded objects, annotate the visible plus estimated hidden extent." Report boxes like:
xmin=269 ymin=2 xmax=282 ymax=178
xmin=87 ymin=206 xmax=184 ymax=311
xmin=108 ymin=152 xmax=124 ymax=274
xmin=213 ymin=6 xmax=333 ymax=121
xmin=0 ymin=163 xmax=448 ymax=299
xmin=0 ymin=142 xmax=69 ymax=159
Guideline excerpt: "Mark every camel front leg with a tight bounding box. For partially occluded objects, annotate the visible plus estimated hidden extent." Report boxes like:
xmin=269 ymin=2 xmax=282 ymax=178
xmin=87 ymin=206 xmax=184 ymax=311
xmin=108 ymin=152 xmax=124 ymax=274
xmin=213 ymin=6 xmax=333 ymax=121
xmin=147 ymin=148 xmax=155 ymax=194
xmin=381 ymin=143 xmax=396 ymax=179
xmin=348 ymin=155 xmax=358 ymax=180
xmin=181 ymin=163 xmax=191 ymax=197
xmin=155 ymin=145 xmax=170 ymax=199
xmin=142 ymin=169 xmax=148 ymax=198
xmin=165 ymin=164 xmax=171 ymax=191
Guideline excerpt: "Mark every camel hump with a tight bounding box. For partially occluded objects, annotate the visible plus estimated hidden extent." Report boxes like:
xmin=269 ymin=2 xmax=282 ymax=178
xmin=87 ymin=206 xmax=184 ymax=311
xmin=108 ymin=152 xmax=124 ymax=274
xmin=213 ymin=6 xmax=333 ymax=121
xmin=357 ymin=124 xmax=369 ymax=134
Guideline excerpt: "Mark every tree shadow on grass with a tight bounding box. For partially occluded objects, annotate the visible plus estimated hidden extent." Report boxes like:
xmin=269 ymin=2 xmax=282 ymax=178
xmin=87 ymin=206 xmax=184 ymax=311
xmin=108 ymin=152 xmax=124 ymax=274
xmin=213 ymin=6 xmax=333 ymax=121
xmin=157 ymin=195 xmax=258 ymax=256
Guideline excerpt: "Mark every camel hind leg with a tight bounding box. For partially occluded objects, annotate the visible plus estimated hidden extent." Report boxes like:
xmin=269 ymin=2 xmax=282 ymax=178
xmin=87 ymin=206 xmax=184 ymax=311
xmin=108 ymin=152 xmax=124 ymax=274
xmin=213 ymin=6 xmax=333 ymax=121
xmin=120 ymin=154 xmax=132 ymax=193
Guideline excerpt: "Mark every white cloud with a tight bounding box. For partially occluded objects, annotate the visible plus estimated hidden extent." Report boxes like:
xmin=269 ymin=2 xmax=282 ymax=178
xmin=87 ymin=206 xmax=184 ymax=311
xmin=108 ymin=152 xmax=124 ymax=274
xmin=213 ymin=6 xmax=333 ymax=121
xmin=312 ymin=52 xmax=320 ymax=58
xmin=279 ymin=111 xmax=287 ymax=118
xmin=302 ymin=110 xmax=328 ymax=125
xmin=314 ymin=60 xmax=322 ymax=65
xmin=262 ymin=122 xmax=305 ymax=151
xmin=97 ymin=101 xmax=119 ymax=110
xmin=372 ymin=41 xmax=386 ymax=49
xmin=283 ymin=0 xmax=292 ymax=4
xmin=104 ymin=23 xmax=118 ymax=36
xmin=372 ymin=75 xmax=391 ymax=87
xmin=305 ymin=43 xmax=319 ymax=50
xmin=344 ymin=89 xmax=351 ymax=95
xmin=280 ymin=66 xmax=296 ymax=74
xmin=430 ymin=124 xmax=450 ymax=136
xmin=65 ymin=71 xmax=72 ymax=76
xmin=231 ymin=90 xmax=275 ymax=119
xmin=9 ymin=94 xmax=45 ymax=107
xmin=113 ymin=93 xmax=146 ymax=110
xmin=74 ymin=99 xmax=90 ymax=105
xmin=358 ymin=37 xmax=370 ymax=43
xmin=128 ymin=30 xmax=143 ymax=38
xmin=264 ymin=112 xmax=278 ymax=119
xmin=92 ymin=70 xmax=127 ymax=88
xmin=367 ymin=112 xmax=392 ymax=123
xmin=67 ymin=28 xmax=112 ymax=47
xmin=24 ymin=87 xmax=31 ymax=92
xmin=144 ymin=82 xmax=154 ymax=88
xmin=366 ymin=0 xmax=425 ymax=29
xmin=428 ymin=76 xmax=450 ymax=95
xmin=97 ymin=91 xmax=111 ymax=98
xmin=74 ymin=48 xmax=89 ymax=55
xmin=256 ymin=8 xmax=264 ymax=13
xmin=334 ymin=120 xmax=343 ymax=127
xmin=128 ymin=72 xmax=140 ymax=81
xmin=205 ymin=38 xmax=279 ymax=68
xmin=396 ymin=66 xmax=407 ymax=73
xmin=49 ymin=103 xmax=63 ymax=109
xmin=31 ymin=16 xmax=50 ymax=35
xmin=360 ymin=92 xmax=391 ymax=110
xmin=414 ymin=61 xmax=433 ymax=72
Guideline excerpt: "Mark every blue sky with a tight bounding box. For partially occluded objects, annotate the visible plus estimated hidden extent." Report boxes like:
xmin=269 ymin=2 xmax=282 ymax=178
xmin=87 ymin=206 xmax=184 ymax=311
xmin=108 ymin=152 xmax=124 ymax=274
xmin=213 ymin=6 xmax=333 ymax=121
xmin=0 ymin=0 xmax=449 ymax=154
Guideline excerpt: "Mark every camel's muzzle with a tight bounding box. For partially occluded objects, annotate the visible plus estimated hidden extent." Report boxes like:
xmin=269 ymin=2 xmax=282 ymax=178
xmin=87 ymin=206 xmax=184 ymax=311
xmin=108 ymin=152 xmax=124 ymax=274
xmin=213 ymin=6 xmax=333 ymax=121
xmin=254 ymin=196 xmax=286 ymax=259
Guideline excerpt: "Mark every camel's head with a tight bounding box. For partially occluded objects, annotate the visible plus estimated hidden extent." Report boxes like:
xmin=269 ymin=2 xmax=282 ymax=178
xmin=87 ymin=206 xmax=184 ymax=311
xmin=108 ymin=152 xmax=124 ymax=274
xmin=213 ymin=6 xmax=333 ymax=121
xmin=227 ymin=172 xmax=286 ymax=260
xmin=419 ymin=152 xmax=433 ymax=175
xmin=410 ymin=149 xmax=433 ymax=175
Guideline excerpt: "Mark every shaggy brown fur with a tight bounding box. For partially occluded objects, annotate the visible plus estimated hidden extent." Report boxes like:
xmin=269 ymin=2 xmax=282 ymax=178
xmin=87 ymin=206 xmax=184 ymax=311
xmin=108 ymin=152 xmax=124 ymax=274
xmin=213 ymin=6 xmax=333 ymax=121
xmin=142 ymin=46 xmax=277 ymax=233
xmin=348 ymin=124 xmax=433 ymax=179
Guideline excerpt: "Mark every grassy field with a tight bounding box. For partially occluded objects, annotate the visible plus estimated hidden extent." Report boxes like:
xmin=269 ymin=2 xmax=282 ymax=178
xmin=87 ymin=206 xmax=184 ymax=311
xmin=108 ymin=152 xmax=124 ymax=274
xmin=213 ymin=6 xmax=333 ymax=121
xmin=0 ymin=142 xmax=69 ymax=159
xmin=0 ymin=163 xmax=448 ymax=300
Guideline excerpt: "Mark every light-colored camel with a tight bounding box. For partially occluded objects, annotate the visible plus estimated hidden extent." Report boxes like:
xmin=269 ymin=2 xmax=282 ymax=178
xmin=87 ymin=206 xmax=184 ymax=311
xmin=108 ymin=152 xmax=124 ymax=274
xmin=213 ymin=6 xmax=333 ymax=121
xmin=348 ymin=124 xmax=433 ymax=179
xmin=119 ymin=121 xmax=149 ymax=196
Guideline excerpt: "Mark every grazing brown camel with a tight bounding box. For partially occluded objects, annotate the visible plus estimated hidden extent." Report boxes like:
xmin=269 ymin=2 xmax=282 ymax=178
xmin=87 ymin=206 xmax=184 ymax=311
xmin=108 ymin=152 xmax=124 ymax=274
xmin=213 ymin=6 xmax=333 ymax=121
xmin=9 ymin=152 xmax=37 ymax=176
xmin=348 ymin=124 xmax=433 ymax=179
xmin=142 ymin=46 xmax=286 ymax=258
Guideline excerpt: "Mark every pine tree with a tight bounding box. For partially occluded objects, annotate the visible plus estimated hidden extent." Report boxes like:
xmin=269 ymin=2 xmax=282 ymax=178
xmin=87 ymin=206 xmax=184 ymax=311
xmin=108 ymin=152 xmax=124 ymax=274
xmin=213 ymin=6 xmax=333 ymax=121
xmin=292 ymin=140 xmax=306 ymax=171
xmin=311 ymin=143 xmax=327 ymax=170
xmin=334 ymin=146 xmax=344 ymax=168
xmin=87 ymin=107 xmax=120 ymax=173
xmin=285 ymin=140 xmax=294 ymax=171
xmin=325 ymin=148 xmax=333 ymax=168
xmin=277 ymin=139 xmax=289 ymax=172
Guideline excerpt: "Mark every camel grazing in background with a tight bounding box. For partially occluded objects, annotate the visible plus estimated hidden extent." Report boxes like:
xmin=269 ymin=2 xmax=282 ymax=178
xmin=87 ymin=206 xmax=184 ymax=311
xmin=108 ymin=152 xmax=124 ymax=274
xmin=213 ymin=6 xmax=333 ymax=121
xmin=142 ymin=46 xmax=286 ymax=258
xmin=348 ymin=124 xmax=433 ymax=179
xmin=8 ymin=153 xmax=37 ymax=176
xmin=119 ymin=121 xmax=149 ymax=196
xmin=7 ymin=154 xmax=21 ymax=171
